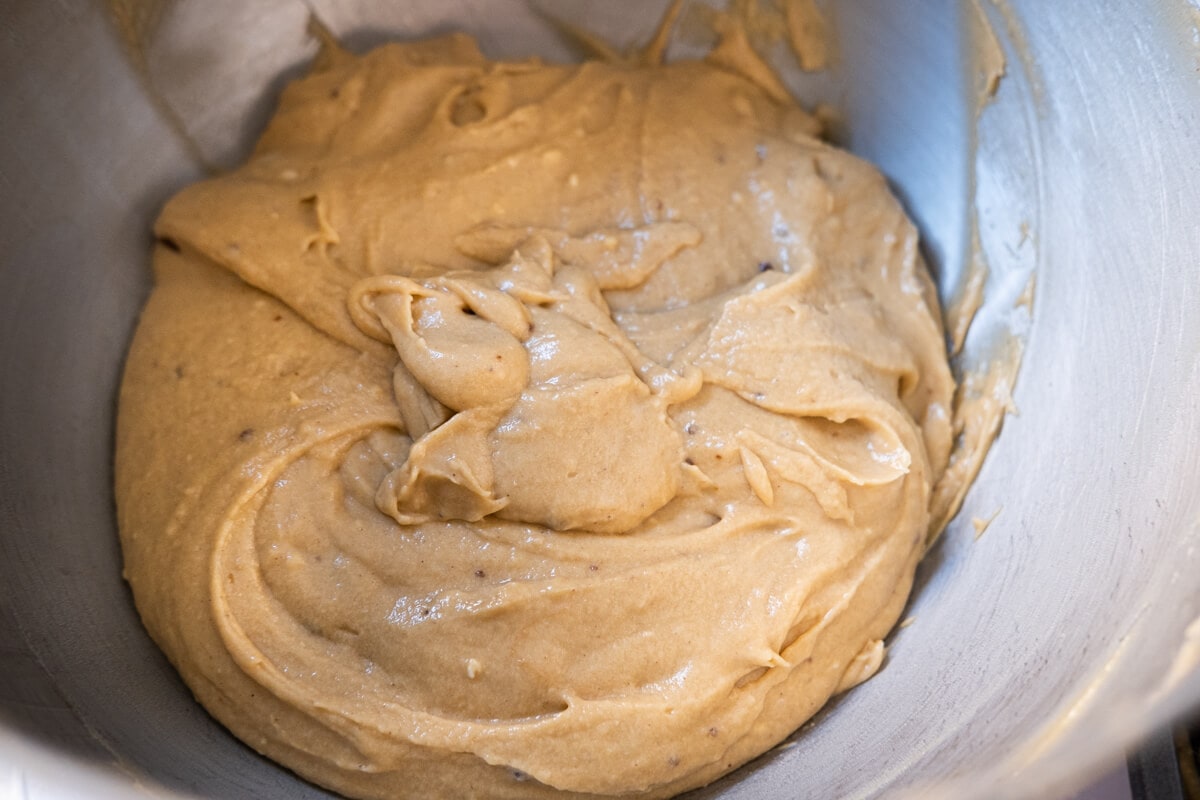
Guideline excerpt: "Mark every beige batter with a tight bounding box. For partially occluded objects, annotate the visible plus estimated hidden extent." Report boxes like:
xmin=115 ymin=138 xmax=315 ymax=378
xmin=117 ymin=26 xmax=959 ymax=800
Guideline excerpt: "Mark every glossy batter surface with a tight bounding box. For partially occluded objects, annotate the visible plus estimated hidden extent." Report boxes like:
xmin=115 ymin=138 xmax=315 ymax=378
xmin=117 ymin=34 xmax=956 ymax=799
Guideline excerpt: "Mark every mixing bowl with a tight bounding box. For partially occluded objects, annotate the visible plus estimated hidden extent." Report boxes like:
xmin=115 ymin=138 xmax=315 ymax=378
xmin=2 ymin=1 xmax=1199 ymax=798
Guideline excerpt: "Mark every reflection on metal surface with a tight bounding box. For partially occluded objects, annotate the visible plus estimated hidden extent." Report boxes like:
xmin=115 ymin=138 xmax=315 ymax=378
xmin=107 ymin=0 xmax=213 ymax=173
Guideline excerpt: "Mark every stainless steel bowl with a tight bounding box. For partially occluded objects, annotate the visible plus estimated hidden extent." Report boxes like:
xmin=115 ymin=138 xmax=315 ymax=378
xmin=3 ymin=2 xmax=1199 ymax=798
